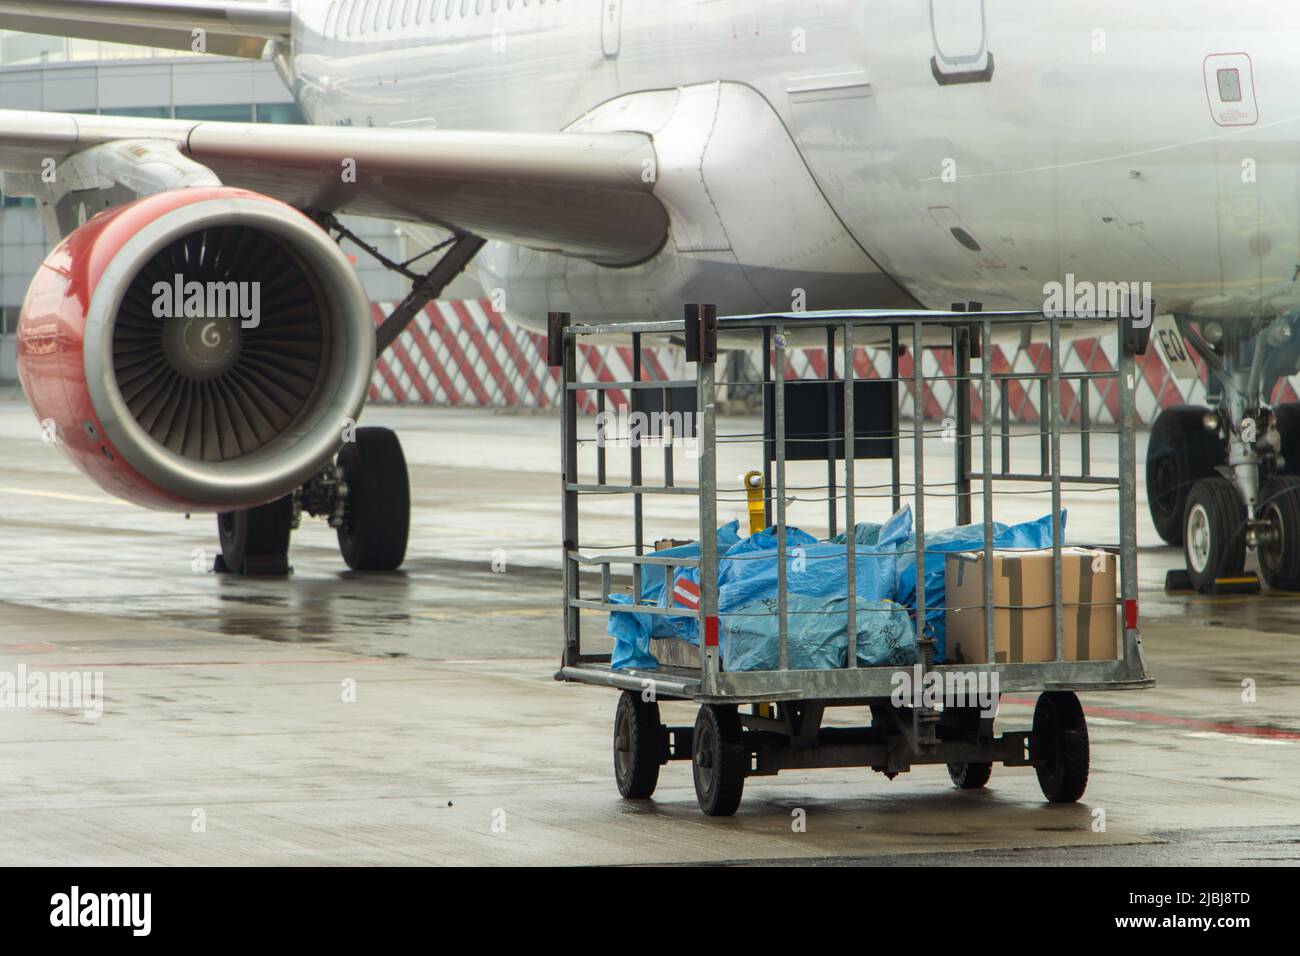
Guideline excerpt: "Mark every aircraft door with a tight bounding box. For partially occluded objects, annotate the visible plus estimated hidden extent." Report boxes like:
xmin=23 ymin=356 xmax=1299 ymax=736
xmin=929 ymin=0 xmax=994 ymax=85
xmin=601 ymin=0 xmax=621 ymax=57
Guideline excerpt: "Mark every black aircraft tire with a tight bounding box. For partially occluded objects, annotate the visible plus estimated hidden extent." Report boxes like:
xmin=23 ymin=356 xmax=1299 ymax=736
xmin=1146 ymin=406 xmax=1226 ymax=546
xmin=1183 ymin=478 xmax=1247 ymax=593
xmin=336 ymin=427 xmax=411 ymax=572
xmin=216 ymin=495 xmax=294 ymax=574
xmin=1257 ymin=476 xmax=1300 ymax=591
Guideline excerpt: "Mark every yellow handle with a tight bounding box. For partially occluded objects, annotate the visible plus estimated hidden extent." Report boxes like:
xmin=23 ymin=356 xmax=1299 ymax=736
xmin=743 ymin=470 xmax=766 ymax=536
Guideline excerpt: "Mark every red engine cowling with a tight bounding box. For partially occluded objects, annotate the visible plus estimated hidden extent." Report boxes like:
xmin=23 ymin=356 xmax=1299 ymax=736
xmin=17 ymin=187 xmax=374 ymax=511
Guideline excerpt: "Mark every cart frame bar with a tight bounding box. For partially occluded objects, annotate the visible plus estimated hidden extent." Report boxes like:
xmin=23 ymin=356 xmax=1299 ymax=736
xmin=556 ymin=306 xmax=1152 ymax=705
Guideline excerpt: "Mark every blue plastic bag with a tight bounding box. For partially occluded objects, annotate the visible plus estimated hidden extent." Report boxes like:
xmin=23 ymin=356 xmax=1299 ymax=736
xmin=854 ymin=599 xmax=918 ymax=667
xmin=895 ymin=512 xmax=1065 ymax=662
xmin=634 ymin=520 xmax=742 ymax=607
xmin=831 ymin=522 xmax=884 ymax=547
xmin=607 ymin=593 xmax=660 ymax=671
xmin=717 ymin=507 xmax=913 ymax=614
xmin=721 ymin=595 xmax=916 ymax=672
xmin=608 ymin=521 xmax=743 ymax=670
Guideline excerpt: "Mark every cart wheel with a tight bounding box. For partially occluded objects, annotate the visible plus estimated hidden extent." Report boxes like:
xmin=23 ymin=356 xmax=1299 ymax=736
xmin=1032 ymin=691 xmax=1090 ymax=803
xmin=1257 ymin=476 xmax=1300 ymax=591
xmin=947 ymin=762 xmax=993 ymax=790
xmin=940 ymin=705 xmax=992 ymax=790
xmin=692 ymin=704 xmax=746 ymax=817
xmin=1183 ymin=478 xmax=1246 ymax=592
xmin=613 ymin=690 xmax=665 ymax=799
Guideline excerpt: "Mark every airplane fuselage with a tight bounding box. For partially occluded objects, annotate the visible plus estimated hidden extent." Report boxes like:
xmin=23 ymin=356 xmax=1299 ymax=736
xmin=285 ymin=0 xmax=1300 ymax=329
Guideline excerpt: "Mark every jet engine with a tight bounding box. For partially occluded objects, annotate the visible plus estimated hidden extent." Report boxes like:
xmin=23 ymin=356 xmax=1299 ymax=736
xmin=17 ymin=187 xmax=374 ymax=511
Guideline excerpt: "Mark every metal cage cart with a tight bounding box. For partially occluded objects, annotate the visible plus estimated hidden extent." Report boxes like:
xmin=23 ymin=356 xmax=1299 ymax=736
xmin=552 ymin=305 xmax=1152 ymax=817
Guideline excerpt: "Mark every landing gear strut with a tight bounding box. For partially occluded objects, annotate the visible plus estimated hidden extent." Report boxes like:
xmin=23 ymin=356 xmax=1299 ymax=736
xmin=1146 ymin=313 xmax=1300 ymax=592
xmin=213 ymin=222 xmax=486 ymax=577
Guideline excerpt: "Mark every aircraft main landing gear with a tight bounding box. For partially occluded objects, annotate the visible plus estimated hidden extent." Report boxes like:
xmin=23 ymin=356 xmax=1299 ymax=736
xmin=333 ymin=427 xmax=411 ymax=572
xmin=215 ymin=495 xmax=295 ymax=575
xmin=211 ymin=223 xmax=481 ymax=577
xmin=215 ymin=426 xmax=411 ymax=575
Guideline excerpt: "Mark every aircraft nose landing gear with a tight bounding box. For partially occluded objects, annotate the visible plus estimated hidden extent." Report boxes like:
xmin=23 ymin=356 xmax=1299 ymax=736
xmin=1148 ymin=313 xmax=1300 ymax=593
xmin=1255 ymin=476 xmax=1300 ymax=590
xmin=1181 ymin=478 xmax=1246 ymax=592
xmin=1145 ymin=406 xmax=1227 ymax=545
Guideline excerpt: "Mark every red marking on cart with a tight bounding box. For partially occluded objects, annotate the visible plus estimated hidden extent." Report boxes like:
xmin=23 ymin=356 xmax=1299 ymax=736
xmin=673 ymin=576 xmax=700 ymax=610
xmin=1124 ymin=598 xmax=1138 ymax=629
xmin=704 ymin=615 xmax=719 ymax=647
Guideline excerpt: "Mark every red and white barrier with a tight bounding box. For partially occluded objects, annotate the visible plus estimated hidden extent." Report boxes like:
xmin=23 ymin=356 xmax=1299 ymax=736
xmin=368 ymin=299 xmax=685 ymax=412
xmin=371 ymin=301 xmax=1298 ymax=425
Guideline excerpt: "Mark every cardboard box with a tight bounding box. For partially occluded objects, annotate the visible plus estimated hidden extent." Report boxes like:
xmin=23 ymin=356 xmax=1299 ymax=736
xmin=654 ymin=538 xmax=694 ymax=553
xmin=945 ymin=548 xmax=1118 ymax=664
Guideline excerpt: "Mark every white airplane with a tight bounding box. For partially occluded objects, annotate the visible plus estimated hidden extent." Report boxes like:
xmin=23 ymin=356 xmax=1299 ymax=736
xmin=0 ymin=0 xmax=1294 ymax=592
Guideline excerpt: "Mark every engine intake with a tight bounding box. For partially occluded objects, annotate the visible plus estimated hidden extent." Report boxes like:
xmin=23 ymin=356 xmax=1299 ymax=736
xmin=18 ymin=188 xmax=374 ymax=511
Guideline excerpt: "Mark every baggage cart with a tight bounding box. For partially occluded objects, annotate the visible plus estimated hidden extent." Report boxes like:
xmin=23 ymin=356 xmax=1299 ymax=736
xmin=552 ymin=305 xmax=1152 ymax=816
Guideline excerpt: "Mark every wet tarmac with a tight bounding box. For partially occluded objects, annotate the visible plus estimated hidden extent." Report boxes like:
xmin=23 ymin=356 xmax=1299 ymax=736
xmin=0 ymin=397 xmax=1297 ymax=865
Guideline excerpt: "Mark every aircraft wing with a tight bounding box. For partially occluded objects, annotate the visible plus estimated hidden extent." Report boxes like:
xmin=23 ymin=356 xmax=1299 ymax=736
xmin=0 ymin=109 xmax=669 ymax=266
xmin=0 ymin=0 xmax=289 ymax=59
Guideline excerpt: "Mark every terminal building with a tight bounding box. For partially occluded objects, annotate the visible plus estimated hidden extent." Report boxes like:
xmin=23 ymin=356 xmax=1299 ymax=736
xmin=0 ymin=31 xmax=421 ymax=386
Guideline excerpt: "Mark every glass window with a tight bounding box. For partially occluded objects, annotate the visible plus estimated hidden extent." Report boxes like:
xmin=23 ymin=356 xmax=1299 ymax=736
xmin=175 ymin=104 xmax=254 ymax=122
xmin=1217 ymin=68 xmax=1243 ymax=103
xmin=256 ymin=102 xmax=307 ymax=124
xmin=100 ymin=106 xmax=172 ymax=118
